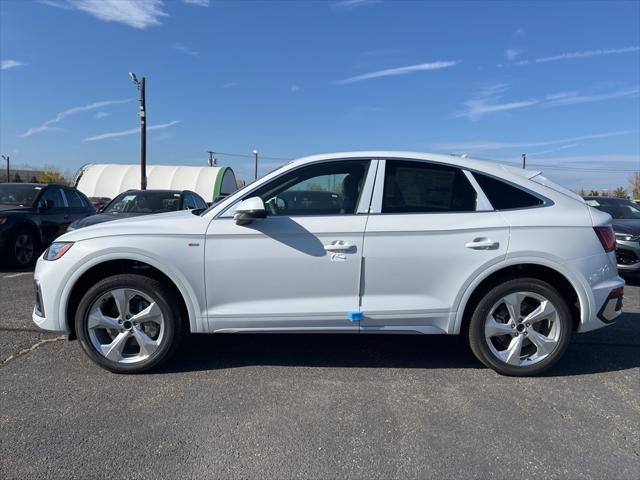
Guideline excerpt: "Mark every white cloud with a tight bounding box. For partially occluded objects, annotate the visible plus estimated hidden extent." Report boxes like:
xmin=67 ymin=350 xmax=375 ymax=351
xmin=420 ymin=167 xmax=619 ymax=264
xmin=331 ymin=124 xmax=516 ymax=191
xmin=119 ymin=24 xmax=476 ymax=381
xmin=83 ymin=120 xmax=180 ymax=141
xmin=20 ymin=99 xmax=131 ymax=137
xmin=512 ymin=27 xmax=525 ymax=38
xmin=95 ymin=111 xmax=110 ymax=119
xmin=334 ymin=60 xmax=459 ymax=84
xmin=517 ymin=45 xmax=640 ymax=65
xmin=544 ymin=87 xmax=639 ymax=106
xmin=182 ymin=0 xmax=210 ymax=5
xmin=528 ymin=143 xmax=579 ymax=156
xmin=457 ymin=98 xmax=538 ymax=120
xmin=454 ymin=83 xmax=537 ymax=120
xmin=43 ymin=0 xmax=168 ymax=29
xmin=1 ymin=60 xmax=26 ymax=70
xmin=456 ymin=83 xmax=640 ymax=120
xmin=505 ymin=48 xmax=523 ymax=61
xmin=290 ymin=84 xmax=300 ymax=92
xmin=222 ymin=82 xmax=237 ymax=88
xmin=172 ymin=42 xmax=198 ymax=57
xmin=333 ymin=0 xmax=379 ymax=10
xmin=433 ymin=131 xmax=630 ymax=152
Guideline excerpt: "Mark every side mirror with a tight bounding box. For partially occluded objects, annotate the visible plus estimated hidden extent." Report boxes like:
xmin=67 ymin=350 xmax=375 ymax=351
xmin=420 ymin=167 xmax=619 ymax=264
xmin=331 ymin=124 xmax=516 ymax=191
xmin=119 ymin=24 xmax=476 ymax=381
xmin=233 ymin=196 xmax=266 ymax=225
xmin=37 ymin=199 xmax=52 ymax=211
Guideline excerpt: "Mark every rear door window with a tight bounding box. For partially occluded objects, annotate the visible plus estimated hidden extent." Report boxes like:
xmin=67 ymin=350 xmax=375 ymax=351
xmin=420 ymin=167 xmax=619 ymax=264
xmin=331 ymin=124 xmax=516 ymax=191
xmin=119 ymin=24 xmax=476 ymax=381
xmin=382 ymin=160 xmax=477 ymax=213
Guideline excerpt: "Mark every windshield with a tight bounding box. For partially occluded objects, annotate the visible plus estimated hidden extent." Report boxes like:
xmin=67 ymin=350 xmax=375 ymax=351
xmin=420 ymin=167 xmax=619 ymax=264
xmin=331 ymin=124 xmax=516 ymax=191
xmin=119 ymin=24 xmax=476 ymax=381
xmin=586 ymin=199 xmax=640 ymax=220
xmin=103 ymin=191 xmax=182 ymax=214
xmin=0 ymin=184 xmax=41 ymax=207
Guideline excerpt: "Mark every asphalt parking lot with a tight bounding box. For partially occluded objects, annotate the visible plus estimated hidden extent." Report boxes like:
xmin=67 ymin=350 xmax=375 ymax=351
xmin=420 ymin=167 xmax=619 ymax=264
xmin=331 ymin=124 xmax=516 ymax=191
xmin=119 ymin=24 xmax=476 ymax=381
xmin=1 ymin=268 xmax=638 ymax=479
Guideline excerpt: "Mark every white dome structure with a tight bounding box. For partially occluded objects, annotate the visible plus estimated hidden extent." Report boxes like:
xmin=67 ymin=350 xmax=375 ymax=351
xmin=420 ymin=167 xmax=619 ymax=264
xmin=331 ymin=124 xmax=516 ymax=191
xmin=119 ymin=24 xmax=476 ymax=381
xmin=74 ymin=164 xmax=237 ymax=202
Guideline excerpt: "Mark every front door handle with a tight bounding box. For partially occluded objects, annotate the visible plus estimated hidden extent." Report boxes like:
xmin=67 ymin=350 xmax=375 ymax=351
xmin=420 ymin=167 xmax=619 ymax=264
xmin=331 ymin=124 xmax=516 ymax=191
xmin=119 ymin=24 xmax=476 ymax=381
xmin=465 ymin=238 xmax=499 ymax=250
xmin=324 ymin=241 xmax=356 ymax=253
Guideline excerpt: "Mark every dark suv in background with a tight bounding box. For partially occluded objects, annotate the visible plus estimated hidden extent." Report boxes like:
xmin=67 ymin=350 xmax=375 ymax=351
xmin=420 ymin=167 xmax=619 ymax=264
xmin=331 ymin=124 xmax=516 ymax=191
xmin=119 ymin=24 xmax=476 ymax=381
xmin=0 ymin=183 xmax=95 ymax=266
xmin=584 ymin=196 xmax=640 ymax=274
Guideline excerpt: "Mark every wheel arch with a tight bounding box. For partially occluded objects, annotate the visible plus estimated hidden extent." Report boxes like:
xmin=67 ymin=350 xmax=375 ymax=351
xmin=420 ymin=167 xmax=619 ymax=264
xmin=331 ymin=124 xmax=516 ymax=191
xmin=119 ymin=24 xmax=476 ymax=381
xmin=61 ymin=254 xmax=200 ymax=339
xmin=454 ymin=260 xmax=587 ymax=335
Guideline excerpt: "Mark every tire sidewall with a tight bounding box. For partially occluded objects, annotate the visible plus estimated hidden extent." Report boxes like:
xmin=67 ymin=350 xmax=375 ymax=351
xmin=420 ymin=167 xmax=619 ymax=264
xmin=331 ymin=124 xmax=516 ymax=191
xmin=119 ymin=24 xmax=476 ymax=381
xmin=75 ymin=274 xmax=181 ymax=373
xmin=469 ymin=278 xmax=573 ymax=376
xmin=10 ymin=228 xmax=36 ymax=267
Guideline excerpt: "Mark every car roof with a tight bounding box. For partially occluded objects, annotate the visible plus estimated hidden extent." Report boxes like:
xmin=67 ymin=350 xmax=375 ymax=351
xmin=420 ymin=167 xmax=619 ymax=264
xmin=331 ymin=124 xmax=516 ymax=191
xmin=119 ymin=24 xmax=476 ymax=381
xmin=123 ymin=189 xmax=183 ymax=194
xmin=0 ymin=182 xmax=47 ymax=187
xmin=584 ymin=196 xmax=629 ymax=201
xmin=290 ymin=151 xmax=542 ymax=181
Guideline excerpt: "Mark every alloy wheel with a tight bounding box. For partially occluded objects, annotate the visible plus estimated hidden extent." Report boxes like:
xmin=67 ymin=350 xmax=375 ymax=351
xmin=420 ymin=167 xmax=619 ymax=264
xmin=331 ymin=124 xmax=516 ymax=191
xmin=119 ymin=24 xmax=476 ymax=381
xmin=14 ymin=233 xmax=34 ymax=265
xmin=87 ymin=288 xmax=165 ymax=364
xmin=484 ymin=291 xmax=561 ymax=367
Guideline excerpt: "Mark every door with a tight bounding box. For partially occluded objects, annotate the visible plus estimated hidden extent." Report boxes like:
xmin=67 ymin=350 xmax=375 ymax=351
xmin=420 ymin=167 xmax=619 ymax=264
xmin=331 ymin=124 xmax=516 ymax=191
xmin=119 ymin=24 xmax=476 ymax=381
xmin=204 ymin=159 xmax=376 ymax=332
xmin=360 ymin=159 xmax=509 ymax=334
xmin=62 ymin=188 xmax=91 ymax=226
xmin=37 ymin=187 xmax=69 ymax=243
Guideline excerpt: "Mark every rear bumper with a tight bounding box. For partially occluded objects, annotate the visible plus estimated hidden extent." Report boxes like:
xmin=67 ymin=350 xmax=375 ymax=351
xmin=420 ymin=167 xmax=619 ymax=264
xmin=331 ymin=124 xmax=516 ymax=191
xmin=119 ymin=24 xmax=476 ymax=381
xmin=596 ymin=287 xmax=624 ymax=323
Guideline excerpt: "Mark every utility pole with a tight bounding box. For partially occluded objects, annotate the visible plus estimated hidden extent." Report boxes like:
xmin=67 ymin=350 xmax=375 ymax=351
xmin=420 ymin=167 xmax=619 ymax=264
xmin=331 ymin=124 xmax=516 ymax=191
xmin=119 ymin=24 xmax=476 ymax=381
xmin=1 ymin=155 xmax=9 ymax=182
xmin=252 ymin=149 xmax=259 ymax=180
xmin=522 ymin=153 xmax=527 ymax=169
xmin=207 ymin=151 xmax=217 ymax=167
xmin=129 ymin=72 xmax=147 ymax=189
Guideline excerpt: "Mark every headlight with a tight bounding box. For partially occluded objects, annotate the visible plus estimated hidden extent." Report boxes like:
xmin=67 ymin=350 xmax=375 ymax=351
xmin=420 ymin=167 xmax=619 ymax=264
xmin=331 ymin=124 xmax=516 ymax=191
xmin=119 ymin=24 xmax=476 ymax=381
xmin=44 ymin=242 xmax=74 ymax=261
xmin=615 ymin=233 xmax=640 ymax=242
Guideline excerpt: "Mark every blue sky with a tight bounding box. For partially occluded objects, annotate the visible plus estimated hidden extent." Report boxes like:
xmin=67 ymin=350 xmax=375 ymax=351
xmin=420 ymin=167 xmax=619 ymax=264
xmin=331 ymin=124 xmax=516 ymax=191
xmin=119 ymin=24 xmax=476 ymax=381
xmin=1 ymin=0 xmax=639 ymax=189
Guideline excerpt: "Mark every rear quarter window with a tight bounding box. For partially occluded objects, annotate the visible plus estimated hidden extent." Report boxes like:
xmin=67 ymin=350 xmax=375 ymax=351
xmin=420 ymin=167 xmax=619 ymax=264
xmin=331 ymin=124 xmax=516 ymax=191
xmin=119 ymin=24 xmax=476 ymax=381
xmin=472 ymin=172 xmax=543 ymax=210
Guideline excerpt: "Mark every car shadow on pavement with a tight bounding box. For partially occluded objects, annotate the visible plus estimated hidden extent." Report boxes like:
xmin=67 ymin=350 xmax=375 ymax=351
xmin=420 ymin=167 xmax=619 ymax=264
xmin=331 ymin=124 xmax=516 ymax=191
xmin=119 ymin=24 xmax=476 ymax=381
xmin=157 ymin=313 xmax=639 ymax=377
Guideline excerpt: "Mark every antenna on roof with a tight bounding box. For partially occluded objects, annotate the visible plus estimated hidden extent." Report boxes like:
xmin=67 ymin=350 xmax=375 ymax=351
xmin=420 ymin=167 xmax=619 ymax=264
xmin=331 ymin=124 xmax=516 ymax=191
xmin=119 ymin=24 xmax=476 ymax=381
xmin=522 ymin=153 xmax=527 ymax=169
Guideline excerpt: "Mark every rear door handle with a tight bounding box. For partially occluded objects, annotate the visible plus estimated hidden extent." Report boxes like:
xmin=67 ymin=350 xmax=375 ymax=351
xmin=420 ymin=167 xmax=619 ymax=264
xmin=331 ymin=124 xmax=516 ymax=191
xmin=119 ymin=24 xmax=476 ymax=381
xmin=465 ymin=238 xmax=499 ymax=250
xmin=324 ymin=241 xmax=356 ymax=253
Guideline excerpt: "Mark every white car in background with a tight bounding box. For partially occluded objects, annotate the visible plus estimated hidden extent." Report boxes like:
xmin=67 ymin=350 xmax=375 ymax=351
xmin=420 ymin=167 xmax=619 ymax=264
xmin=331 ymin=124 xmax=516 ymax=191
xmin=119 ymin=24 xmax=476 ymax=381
xmin=32 ymin=152 xmax=624 ymax=376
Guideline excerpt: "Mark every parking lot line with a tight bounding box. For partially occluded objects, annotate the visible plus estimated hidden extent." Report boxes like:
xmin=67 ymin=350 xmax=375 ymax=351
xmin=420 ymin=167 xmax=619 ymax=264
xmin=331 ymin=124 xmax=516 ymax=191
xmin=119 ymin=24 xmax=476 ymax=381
xmin=2 ymin=272 xmax=32 ymax=279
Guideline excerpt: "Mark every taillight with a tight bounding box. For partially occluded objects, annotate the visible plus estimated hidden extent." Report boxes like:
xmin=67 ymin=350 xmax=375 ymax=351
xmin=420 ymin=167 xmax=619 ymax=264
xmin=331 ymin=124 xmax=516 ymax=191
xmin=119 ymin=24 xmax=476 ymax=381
xmin=593 ymin=226 xmax=616 ymax=252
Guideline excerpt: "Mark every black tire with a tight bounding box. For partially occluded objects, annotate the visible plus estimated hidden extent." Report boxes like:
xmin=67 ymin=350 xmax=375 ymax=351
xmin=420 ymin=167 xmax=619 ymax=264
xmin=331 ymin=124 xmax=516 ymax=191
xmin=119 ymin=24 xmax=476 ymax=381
xmin=75 ymin=274 xmax=183 ymax=373
xmin=8 ymin=228 xmax=37 ymax=267
xmin=468 ymin=278 xmax=572 ymax=376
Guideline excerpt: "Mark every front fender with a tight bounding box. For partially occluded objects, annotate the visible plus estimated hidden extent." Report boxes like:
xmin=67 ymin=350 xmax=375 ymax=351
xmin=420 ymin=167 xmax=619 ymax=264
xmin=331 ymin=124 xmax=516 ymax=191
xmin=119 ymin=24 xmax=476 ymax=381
xmin=57 ymin=246 xmax=206 ymax=334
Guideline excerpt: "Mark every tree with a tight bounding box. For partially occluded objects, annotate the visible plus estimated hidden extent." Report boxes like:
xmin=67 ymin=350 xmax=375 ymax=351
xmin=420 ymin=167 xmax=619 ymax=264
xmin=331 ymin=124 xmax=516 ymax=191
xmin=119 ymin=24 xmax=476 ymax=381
xmin=630 ymin=172 xmax=640 ymax=199
xmin=613 ymin=187 xmax=628 ymax=198
xmin=36 ymin=167 xmax=68 ymax=185
xmin=576 ymin=188 xmax=586 ymax=196
xmin=589 ymin=190 xmax=599 ymax=196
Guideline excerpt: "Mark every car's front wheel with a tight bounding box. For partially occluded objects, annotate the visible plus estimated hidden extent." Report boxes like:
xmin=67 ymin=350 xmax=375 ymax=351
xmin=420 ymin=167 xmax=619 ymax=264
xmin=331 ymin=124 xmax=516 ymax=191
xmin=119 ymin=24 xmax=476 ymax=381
xmin=468 ymin=278 xmax=573 ymax=376
xmin=76 ymin=274 xmax=183 ymax=373
xmin=9 ymin=229 xmax=36 ymax=267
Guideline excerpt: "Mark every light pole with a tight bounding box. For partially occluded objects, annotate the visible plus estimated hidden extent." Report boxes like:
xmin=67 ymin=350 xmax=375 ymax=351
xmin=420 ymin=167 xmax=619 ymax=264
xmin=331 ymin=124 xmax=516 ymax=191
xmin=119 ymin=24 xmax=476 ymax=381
xmin=207 ymin=151 xmax=217 ymax=167
xmin=1 ymin=155 xmax=9 ymax=182
xmin=252 ymin=149 xmax=258 ymax=180
xmin=522 ymin=153 xmax=527 ymax=169
xmin=129 ymin=72 xmax=147 ymax=189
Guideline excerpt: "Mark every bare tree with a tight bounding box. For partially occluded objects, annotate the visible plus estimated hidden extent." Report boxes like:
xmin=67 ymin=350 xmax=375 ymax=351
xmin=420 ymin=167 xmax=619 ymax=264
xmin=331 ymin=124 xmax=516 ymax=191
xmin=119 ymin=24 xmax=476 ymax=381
xmin=629 ymin=171 xmax=640 ymax=199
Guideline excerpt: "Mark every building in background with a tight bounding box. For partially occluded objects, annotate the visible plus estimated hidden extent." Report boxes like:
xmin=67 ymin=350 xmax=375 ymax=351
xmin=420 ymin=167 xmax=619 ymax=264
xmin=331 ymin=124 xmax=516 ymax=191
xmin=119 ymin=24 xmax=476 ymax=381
xmin=73 ymin=164 xmax=237 ymax=203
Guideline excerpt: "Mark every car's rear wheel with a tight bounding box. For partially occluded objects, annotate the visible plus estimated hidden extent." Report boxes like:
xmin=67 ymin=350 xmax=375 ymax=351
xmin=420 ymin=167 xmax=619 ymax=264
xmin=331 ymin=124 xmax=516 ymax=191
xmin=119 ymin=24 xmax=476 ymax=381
xmin=10 ymin=229 xmax=36 ymax=267
xmin=468 ymin=278 xmax=572 ymax=376
xmin=75 ymin=274 xmax=183 ymax=373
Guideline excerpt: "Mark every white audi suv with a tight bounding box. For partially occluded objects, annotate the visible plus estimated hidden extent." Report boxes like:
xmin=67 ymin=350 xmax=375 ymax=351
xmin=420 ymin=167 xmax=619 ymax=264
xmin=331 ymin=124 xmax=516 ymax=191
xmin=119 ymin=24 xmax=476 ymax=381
xmin=32 ymin=152 xmax=624 ymax=375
